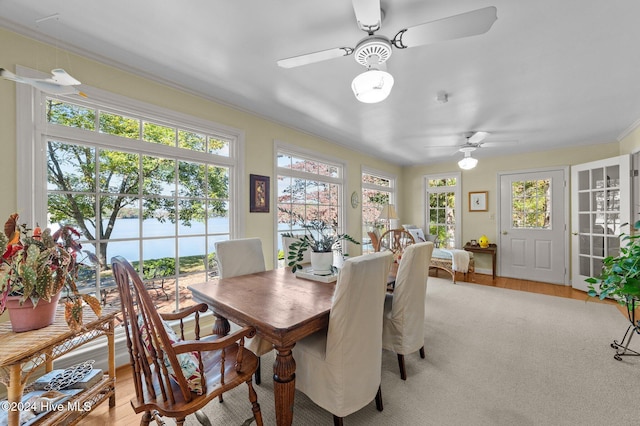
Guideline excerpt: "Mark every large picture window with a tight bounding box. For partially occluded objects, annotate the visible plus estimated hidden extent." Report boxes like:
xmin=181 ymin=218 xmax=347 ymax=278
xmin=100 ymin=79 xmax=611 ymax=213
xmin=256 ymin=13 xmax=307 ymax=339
xmin=425 ymin=173 xmax=461 ymax=248
xmin=361 ymin=170 xmax=396 ymax=253
xmin=19 ymin=86 xmax=242 ymax=314
xmin=276 ymin=144 xmax=345 ymax=266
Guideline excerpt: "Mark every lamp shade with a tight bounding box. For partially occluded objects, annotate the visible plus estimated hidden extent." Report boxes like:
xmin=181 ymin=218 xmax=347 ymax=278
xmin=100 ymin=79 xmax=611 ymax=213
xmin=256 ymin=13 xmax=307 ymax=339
xmin=351 ymin=69 xmax=394 ymax=103
xmin=458 ymin=156 xmax=478 ymax=170
xmin=377 ymin=204 xmax=398 ymax=221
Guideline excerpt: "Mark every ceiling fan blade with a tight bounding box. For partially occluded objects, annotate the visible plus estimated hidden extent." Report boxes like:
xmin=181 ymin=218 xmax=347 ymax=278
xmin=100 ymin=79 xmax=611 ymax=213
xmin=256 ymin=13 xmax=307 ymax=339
xmin=468 ymin=131 xmax=490 ymax=144
xmin=392 ymin=6 xmax=497 ymax=49
xmin=277 ymin=47 xmax=354 ymax=68
xmin=352 ymin=0 xmax=382 ymax=32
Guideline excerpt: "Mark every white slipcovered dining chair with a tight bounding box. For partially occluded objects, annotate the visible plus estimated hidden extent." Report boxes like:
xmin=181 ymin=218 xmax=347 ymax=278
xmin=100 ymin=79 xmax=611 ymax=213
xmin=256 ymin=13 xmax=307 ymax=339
xmin=382 ymin=241 xmax=434 ymax=380
xmin=292 ymin=251 xmax=393 ymax=426
xmin=214 ymin=238 xmax=274 ymax=384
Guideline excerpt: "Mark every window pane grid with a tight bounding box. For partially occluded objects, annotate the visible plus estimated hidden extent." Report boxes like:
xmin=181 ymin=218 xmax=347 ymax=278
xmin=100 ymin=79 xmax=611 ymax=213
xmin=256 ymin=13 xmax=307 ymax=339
xmin=277 ymin=150 xmax=344 ymax=264
xmin=426 ymin=174 xmax=459 ymax=249
xmin=44 ymin=98 xmax=236 ymax=313
xmin=511 ymin=179 xmax=551 ymax=229
xmin=361 ymin=171 xmax=395 ymax=254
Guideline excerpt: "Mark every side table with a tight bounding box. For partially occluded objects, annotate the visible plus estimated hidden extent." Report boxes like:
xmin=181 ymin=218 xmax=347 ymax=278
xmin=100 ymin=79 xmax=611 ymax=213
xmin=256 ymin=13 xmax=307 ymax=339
xmin=463 ymin=243 xmax=497 ymax=280
xmin=0 ymin=305 xmax=119 ymax=426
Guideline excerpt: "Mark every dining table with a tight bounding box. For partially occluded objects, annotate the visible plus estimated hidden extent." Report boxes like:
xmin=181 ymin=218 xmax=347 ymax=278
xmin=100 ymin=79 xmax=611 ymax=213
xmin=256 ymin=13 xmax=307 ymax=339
xmin=188 ymin=267 xmax=336 ymax=426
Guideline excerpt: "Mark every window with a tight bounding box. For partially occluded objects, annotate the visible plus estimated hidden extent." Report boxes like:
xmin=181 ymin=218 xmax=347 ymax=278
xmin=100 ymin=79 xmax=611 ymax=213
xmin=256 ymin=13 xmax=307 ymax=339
xmin=425 ymin=173 xmax=461 ymax=248
xmin=276 ymin=144 xmax=345 ymax=266
xmin=361 ymin=170 xmax=396 ymax=253
xmin=511 ymin=179 xmax=551 ymax=229
xmin=19 ymin=86 xmax=242 ymax=314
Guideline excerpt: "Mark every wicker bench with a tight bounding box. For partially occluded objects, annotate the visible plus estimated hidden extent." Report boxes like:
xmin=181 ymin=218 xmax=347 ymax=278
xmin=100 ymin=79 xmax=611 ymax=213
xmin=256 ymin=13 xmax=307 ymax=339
xmin=429 ymin=248 xmax=475 ymax=283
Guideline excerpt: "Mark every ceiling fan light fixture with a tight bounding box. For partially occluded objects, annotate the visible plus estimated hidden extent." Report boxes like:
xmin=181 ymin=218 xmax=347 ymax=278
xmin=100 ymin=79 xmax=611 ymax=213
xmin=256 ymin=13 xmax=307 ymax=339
xmin=351 ymin=68 xmax=394 ymax=103
xmin=458 ymin=156 xmax=478 ymax=170
xmin=458 ymin=147 xmax=478 ymax=169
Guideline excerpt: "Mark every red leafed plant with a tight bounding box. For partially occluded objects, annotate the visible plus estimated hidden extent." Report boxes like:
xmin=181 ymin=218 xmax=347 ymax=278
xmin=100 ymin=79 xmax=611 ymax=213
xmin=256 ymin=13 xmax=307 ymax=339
xmin=0 ymin=213 xmax=102 ymax=331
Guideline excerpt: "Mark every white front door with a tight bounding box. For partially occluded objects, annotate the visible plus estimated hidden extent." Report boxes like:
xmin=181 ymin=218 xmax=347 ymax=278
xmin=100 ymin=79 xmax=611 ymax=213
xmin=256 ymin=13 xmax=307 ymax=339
xmin=499 ymin=169 xmax=567 ymax=284
xmin=570 ymin=155 xmax=630 ymax=292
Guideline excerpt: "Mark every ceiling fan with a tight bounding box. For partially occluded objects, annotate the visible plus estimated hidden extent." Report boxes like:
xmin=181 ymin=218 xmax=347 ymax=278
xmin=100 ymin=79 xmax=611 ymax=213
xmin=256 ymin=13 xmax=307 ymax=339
xmin=277 ymin=1 xmax=497 ymax=103
xmin=0 ymin=68 xmax=86 ymax=97
xmin=455 ymin=132 xmax=489 ymax=169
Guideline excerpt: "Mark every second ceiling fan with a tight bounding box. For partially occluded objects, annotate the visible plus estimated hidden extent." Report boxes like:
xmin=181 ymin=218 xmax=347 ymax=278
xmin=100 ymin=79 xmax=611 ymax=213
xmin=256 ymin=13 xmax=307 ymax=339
xmin=277 ymin=1 xmax=498 ymax=103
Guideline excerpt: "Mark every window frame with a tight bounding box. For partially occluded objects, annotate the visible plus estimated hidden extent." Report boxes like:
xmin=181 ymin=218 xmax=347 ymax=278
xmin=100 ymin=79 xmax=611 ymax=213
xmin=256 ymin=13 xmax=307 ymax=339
xmin=424 ymin=172 xmax=462 ymax=248
xmin=16 ymin=65 xmax=245 ymax=310
xmin=274 ymin=141 xmax=348 ymax=266
xmin=361 ymin=167 xmax=397 ymax=253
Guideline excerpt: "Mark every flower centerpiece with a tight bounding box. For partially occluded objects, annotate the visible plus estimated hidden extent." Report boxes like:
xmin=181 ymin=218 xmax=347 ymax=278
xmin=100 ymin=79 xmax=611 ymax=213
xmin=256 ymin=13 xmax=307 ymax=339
xmin=0 ymin=213 xmax=102 ymax=332
xmin=282 ymin=210 xmax=360 ymax=273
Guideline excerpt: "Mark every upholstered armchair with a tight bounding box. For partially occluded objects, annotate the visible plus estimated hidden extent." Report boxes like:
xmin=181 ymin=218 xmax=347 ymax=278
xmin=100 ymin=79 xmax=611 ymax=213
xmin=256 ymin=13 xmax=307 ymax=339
xmin=292 ymin=251 xmax=393 ymax=425
xmin=382 ymin=242 xmax=434 ymax=380
xmin=214 ymin=238 xmax=274 ymax=384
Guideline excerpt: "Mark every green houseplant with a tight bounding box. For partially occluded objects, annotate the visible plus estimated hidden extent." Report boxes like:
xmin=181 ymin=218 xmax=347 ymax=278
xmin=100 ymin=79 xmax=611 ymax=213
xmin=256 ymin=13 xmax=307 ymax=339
xmin=585 ymin=220 xmax=640 ymax=307
xmin=0 ymin=213 xmax=102 ymax=332
xmin=586 ymin=220 xmax=640 ymax=359
xmin=282 ymin=211 xmax=359 ymax=273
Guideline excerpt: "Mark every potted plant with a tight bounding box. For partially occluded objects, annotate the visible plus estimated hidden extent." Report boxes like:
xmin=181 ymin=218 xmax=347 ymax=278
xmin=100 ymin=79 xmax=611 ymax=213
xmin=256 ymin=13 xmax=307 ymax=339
xmin=586 ymin=220 xmax=640 ymax=305
xmin=0 ymin=213 xmax=102 ymax=332
xmin=282 ymin=210 xmax=359 ymax=273
xmin=586 ymin=220 xmax=640 ymax=358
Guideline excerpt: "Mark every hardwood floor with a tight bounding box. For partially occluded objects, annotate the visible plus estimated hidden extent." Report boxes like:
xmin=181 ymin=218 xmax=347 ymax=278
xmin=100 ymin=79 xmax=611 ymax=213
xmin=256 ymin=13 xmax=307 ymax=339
xmin=84 ymin=273 xmax=627 ymax=425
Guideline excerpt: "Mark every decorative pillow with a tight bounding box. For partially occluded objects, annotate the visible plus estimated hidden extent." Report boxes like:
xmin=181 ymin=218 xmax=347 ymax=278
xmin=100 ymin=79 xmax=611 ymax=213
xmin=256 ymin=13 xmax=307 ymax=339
xmin=138 ymin=315 xmax=203 ymax=394
xmin=404 ymin=226 xmax=426 ymax=242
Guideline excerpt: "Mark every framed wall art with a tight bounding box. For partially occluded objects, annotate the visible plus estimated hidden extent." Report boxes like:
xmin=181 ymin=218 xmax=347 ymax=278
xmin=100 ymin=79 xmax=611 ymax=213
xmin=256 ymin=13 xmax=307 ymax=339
xmin=250 ymin=174 xmax=270 ymax=213
xmin=469 ymin=191 xmax=488 ymax=212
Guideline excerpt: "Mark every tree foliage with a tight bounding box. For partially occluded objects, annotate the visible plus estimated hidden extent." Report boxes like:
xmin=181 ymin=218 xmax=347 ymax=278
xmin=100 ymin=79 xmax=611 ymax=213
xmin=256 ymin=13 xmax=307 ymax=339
xmin=46 ymin=99 xmax=228 ymax=267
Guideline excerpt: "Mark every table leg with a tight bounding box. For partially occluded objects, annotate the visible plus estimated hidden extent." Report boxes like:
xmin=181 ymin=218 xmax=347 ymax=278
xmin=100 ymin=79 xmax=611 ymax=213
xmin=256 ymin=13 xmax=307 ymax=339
xmin=273 ymin=344 xmax=296 ymax=426
xmin=212 ymin=315 xmax=231 ymax=337
xmin=492 ymin=253 xmax=497 ymax=280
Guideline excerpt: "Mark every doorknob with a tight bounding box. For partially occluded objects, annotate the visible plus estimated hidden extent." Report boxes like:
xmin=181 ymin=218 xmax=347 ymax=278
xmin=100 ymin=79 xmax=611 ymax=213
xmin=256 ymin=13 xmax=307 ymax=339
xmin=572 ymin=232 xmax=578 ymax=235
xmin=502 ymin=231 xmax=508 ymax=235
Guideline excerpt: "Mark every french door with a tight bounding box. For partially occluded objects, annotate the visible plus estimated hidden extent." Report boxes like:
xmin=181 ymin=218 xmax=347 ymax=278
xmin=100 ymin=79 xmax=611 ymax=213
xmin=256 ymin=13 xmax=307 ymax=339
xmin=570 ymin=155 xmax=630 ymax=292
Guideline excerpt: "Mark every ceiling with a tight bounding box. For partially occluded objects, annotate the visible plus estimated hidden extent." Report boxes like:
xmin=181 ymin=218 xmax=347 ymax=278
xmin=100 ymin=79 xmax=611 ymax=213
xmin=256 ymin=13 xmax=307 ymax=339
xmin=1 ymin=0 xmax=639 ymax=166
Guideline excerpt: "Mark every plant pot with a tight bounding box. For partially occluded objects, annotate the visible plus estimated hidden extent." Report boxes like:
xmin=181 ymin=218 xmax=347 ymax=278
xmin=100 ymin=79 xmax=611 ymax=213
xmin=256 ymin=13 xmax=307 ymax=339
xmin=5 ymin=292 xmax=62 ymax=333
xmin=310 ymin=251 xmax=333 ymax=275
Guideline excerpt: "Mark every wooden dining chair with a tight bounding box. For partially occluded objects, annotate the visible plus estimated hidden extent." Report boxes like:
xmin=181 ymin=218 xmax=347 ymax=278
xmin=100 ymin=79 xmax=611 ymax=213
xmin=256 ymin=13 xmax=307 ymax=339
xmin=367 ymin=230 xmax=381 ymax=252
xmin=111 ymin=256 xmax=263 ymax=426
xmin=382 ymin=242 xmax=434 ymax=380
xmin=377 ymin=229 xmax=415 ymax=260
xmin=292 ymin=251 xmax=393 ymax=426
xmin=214 ymin=238 xmax=273 ymax=385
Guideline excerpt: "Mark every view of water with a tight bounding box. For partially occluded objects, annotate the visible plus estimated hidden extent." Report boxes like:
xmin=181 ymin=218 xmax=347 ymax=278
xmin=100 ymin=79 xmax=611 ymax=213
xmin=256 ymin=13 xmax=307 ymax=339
xmin=63 ymin=217 xmax=230 ymax=261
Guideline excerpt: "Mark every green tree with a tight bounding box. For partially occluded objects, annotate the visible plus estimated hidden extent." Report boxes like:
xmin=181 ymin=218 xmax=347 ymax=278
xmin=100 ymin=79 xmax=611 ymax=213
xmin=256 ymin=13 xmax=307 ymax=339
xmin=46 ymin=100 xmax=228 ymax=268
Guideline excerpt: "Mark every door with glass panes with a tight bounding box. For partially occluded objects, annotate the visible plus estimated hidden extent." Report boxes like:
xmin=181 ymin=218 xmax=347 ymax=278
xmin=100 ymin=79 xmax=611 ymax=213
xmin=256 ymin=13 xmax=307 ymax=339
xmin=571 ymin=155 xmax=630 ymax=292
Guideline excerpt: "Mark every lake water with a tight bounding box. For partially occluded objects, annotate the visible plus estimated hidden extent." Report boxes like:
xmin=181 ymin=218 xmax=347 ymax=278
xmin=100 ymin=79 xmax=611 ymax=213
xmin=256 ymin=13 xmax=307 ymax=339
xmin=66 ymin=217 xmax=230 ymax=261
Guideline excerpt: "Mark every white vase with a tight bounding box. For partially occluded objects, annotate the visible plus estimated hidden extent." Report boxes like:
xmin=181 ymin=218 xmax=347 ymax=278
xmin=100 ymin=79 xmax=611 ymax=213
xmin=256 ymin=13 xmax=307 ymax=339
xmin=310 ymin=251 xmax=333 ymax=274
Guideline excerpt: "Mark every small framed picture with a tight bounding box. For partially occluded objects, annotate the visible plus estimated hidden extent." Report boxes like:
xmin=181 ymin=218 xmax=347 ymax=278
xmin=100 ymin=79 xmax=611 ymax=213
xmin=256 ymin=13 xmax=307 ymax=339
xmin=250 ymin=174 xmax=270 ymax=213
xmin=469 ymin=191 xmax=488 ymax=212
xmin=470 ymin=239 xmax=478 ymax=246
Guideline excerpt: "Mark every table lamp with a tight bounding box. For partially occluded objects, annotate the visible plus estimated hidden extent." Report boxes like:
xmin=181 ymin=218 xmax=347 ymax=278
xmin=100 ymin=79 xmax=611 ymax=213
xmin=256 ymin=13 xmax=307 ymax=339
xmin=377 ymin=203 xmax=398 ymax=232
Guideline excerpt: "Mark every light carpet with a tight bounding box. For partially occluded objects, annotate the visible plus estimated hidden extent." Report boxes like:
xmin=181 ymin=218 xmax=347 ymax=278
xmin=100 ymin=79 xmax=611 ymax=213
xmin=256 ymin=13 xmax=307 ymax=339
xmin=175 ymin=277 xmax=639 ymax=425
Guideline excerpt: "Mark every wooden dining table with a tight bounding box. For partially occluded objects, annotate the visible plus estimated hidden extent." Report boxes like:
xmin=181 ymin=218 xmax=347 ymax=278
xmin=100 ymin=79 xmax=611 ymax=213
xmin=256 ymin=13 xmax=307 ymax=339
xmin=188 ymin=268 xmax=336 ymax=426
